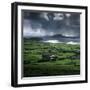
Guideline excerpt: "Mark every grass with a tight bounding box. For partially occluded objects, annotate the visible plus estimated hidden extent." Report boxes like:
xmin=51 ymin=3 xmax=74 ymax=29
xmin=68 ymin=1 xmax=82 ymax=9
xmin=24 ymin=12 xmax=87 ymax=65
xmin=23 ymin=39 xmax=80 ymax=77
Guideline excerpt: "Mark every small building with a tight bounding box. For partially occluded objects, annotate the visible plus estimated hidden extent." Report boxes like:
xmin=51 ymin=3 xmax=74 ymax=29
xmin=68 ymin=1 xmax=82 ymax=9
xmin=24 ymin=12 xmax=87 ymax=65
xmin=42 ymin=50 xmax=57 ymax=61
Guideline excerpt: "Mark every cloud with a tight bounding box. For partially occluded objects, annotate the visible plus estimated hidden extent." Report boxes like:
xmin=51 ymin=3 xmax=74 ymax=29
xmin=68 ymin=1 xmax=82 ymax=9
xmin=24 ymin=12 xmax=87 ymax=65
xmin=53 ymin=13 xmax=64 ymax=20
xmin=23 ymin=20 xmax=44 ymax=37
xmin=24 ymin=28 xmax=46 ymax=37
xmin=23 ymin=19 xmax=54 ymax=37
xmin=23 ymin=11 xmax=80 ymax=37
xmin=65 ymin=13 xmax=71 ymax=18
xmin=40 ymin=12 xmax=49 ymax=21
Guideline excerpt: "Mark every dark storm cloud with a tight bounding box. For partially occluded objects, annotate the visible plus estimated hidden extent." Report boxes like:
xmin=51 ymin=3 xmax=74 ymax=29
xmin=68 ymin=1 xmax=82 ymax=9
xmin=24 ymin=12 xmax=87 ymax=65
xmin=22 ymin=11 xmax=80 ymax=37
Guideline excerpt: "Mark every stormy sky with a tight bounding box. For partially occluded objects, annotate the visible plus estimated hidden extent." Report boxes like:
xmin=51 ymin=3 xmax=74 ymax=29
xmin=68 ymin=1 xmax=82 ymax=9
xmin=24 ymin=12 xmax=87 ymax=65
xmin=22 ymin=10 xmax=80 ymax=37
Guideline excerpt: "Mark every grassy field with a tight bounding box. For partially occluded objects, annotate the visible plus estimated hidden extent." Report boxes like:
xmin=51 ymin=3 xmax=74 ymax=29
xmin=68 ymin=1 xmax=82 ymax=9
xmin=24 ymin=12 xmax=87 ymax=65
xmin=23 ymin=39 xmax=80 ymax=77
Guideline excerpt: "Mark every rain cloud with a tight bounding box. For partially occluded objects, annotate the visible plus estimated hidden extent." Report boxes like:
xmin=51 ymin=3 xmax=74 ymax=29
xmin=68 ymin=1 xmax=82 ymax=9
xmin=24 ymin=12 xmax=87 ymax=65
xmin=22 ymin=11 xmax=80 ymax=37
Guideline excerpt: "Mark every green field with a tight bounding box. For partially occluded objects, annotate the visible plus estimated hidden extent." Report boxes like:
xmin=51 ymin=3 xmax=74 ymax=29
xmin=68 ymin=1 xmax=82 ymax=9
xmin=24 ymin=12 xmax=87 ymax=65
xmin=23 ymin=39 xmax=80 ymax=77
